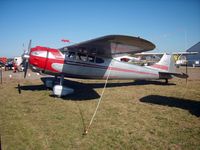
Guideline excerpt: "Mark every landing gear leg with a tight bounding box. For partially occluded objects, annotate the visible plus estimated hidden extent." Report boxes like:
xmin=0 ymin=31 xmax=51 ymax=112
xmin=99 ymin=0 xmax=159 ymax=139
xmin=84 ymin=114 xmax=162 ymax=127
xmin=165 ymin=78 xmax=168 ymax=84
xmin=53 ymin=75 xmax=58 ymax=86
xmin=59 ymin=74 xmax=64 ymax=85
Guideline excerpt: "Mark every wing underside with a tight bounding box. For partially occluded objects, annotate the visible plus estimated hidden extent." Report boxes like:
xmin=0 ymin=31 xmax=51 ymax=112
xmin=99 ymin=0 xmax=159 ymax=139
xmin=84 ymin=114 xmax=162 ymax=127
xmin=59 ymin=35 xmax=156 ymax=57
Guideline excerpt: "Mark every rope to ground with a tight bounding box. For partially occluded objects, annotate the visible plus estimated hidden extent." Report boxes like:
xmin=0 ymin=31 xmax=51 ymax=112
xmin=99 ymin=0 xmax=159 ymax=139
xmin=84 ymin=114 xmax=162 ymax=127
xmin=84 ymin=66 xmax=112 ymax=135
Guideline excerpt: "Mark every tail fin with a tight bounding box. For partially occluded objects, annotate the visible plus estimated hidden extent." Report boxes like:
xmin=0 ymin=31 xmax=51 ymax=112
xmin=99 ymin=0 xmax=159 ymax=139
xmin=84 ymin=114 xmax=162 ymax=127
xmin=149 ymin=53 xmax=176 ymax=73
xmin=148 ymin=53 xmax=188 ymax=79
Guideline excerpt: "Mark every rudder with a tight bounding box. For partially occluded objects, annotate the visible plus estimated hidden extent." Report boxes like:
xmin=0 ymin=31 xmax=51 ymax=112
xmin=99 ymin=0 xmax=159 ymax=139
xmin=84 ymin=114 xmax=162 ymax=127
xmin=149 ymin=53 xmax=176 ymax=73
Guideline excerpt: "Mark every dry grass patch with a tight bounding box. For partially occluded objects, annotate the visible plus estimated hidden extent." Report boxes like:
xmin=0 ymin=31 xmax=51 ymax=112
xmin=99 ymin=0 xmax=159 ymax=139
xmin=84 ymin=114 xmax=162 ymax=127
xmin=0 ymin=69 xmax=200 ymax=149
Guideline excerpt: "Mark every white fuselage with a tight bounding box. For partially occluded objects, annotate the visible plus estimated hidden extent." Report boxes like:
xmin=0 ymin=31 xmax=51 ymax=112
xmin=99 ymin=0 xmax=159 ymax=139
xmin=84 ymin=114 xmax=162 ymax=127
xmin=51 ymin=54 xmax=160 ymax=80
xmin=29 ymin=48 xmax=161 ymax=80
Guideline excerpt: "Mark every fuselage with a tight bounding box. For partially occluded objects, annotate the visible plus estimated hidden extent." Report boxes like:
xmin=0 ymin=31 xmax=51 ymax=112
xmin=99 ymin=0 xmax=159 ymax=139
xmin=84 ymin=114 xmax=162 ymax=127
xmin=29 ymin=46 xmax=160 ymax=80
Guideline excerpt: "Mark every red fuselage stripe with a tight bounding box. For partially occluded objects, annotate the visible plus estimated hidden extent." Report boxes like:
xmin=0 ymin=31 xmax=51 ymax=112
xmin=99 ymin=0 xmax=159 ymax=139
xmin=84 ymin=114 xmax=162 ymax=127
xmin=151 ymin=64 xmax=168 ymax=71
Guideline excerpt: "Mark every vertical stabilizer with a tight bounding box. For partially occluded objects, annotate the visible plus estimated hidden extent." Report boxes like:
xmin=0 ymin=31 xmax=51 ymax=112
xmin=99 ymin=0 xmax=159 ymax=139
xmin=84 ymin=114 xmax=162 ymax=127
xmin=148 ymin=53 xmax=176 ymax=73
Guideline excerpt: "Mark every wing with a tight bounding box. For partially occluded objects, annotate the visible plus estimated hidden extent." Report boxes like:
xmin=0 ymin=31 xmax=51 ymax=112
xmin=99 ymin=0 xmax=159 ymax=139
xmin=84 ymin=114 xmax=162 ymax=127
xmin=172 ymin=52 xmax=198 ymax=55
xmin=134 ymin=52 xmax=164 ymax=56
xmin=59 ymin=35 xmax=155 ymax=57
xmin=134 ymin=51 xmax=198 ymax=56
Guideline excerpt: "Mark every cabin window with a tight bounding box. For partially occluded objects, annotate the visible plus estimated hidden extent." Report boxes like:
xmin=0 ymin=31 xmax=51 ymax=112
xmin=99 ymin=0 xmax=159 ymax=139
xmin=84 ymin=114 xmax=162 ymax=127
xmin=95 ymin=57 xmax=104 ymax=63
xmin=77 ymin=53 xmax=87 ymax=61
xmin=65 ymin=51 xmax=104 ymax=64
xmin=88 ymin=55 xmax=95 ymax=63
xmin=67 ymin=51 xmax=76 ymax=60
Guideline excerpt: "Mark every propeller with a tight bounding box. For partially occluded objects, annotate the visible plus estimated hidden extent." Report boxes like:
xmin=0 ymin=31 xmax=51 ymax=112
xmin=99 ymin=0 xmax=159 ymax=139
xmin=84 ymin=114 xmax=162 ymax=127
xmin=22 ymin=40 xmax=31 ymax=78
xmin=17 ymin=40 xmax=32 ymax=94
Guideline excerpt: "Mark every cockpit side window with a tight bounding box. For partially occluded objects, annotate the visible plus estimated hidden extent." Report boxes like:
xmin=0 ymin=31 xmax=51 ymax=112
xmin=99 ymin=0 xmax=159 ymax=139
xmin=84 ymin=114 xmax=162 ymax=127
xmin=77 ymin=53 xmax=87 ymax=61
xmin=95 ymin=57 xmax=104 ymax=63
xmin=88 ymin=55 xmax=95 ymax=63
xmin=67 ymin=51 xmax=76 ymax=60
xmin=65 ymin=51 xmax=104 ymax=64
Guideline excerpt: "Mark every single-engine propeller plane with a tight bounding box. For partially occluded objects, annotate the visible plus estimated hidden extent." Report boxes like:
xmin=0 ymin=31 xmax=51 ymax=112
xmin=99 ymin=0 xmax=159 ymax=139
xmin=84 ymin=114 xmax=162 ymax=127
xmin=22 ymin=35 xmax=188 ymax=97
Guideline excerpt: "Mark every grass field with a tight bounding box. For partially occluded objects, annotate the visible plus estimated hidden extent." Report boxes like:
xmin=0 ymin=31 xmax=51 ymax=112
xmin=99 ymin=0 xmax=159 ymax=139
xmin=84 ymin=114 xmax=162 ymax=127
xmin=0 ymin=68 xmax=200 ymax=150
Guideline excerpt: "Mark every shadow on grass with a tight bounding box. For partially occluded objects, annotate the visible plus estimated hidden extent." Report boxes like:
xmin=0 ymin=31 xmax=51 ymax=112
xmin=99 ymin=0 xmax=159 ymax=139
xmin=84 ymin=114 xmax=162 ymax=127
xmin=80 ymin=79 xmax=175 ymax=89
xmin=16 ymin=77 xmax=175 ymax=101
xmin=17 ymin=78 xmax=100 ymax=101
xmin=17 ymin=84 xmax=46 ymax=91
xmin=140 ymin=95 xmax=200 ymax=117
xmin=132 ymin=80 xmax=176 ymax=86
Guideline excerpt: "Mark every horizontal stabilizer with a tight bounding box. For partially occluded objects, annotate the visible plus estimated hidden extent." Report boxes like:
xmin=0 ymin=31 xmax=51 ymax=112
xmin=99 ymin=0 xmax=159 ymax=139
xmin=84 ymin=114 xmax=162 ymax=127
xmin=159 ymin=72 xmax=188 ymax=79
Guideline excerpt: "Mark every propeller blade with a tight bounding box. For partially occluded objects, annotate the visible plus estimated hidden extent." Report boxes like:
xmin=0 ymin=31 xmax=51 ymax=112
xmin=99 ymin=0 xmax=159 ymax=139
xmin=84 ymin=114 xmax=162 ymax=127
xmin=18 ymin=40 xmax=32 ymax=94
xmin=24 ymin=62 xmax=28 ymax=78
xmin=23 ymin=40 xmax=32 ymax=78
xmin=27 ymin=40 xmax=32 ymax=53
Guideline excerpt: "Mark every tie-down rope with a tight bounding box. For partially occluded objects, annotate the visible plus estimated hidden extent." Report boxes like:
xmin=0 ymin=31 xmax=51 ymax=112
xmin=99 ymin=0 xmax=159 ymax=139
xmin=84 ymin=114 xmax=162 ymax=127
xmin=84 ymin=66 xmax=112 ymax=135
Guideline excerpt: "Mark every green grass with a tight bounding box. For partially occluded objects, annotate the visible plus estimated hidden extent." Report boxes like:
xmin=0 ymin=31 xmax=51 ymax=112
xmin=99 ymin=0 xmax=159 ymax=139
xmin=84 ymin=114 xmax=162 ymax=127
xmin=0 ymin=72 xmax=200 ymax=150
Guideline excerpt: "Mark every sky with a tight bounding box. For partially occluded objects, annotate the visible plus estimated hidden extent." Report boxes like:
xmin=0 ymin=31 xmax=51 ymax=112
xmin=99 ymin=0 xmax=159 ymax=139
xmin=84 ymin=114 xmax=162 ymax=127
xmin=0 ymin=0 xmax=200 ymax=57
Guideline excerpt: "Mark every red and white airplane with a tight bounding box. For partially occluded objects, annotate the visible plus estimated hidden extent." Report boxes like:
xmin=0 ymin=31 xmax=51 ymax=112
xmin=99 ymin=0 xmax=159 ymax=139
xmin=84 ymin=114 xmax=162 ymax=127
xmin=22 ymin=35 xmax=188 ymax=97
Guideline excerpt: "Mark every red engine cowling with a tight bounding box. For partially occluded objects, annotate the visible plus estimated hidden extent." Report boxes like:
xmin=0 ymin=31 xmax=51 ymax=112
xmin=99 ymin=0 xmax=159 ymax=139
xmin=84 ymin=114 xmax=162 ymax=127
xmin=29 ymin=46 xmax=64 ymax=73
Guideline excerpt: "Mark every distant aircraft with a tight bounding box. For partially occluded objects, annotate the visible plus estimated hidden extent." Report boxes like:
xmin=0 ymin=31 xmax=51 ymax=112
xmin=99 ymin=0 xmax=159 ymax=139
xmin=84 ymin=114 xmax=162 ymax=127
xmin=114 ymin=55 xmax=142 ymax=63
xmin=116 ymin=51 xmax=198 ymax=66
xmin=22 ymin=35 xmax=188 ymax=97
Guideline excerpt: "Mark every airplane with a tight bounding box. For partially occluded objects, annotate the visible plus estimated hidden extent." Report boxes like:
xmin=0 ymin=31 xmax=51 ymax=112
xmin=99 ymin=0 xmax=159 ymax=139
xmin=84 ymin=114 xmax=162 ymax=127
xmin=22 ymin=35 xmax=188 ymax=97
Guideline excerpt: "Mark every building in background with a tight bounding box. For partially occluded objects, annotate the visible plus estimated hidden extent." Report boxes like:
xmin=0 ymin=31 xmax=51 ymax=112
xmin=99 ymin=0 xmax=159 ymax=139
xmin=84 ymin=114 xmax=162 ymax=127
xmin=186 ymin=42 xmax=200 ymax=67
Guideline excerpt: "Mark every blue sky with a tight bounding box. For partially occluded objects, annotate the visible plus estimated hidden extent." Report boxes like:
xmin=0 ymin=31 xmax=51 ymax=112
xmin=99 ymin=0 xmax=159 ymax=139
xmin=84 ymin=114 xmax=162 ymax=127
xmin=0 ymin=0 xmax=200 ymax=57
